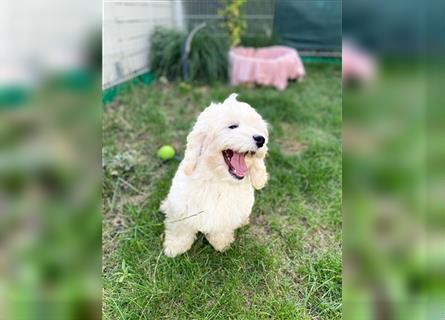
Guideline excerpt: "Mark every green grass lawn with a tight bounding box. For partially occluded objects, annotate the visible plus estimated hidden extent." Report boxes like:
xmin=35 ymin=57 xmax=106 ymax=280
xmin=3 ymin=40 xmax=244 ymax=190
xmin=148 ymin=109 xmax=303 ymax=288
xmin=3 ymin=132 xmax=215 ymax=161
xmin=103 ymin=64 xmax=342 ymax=319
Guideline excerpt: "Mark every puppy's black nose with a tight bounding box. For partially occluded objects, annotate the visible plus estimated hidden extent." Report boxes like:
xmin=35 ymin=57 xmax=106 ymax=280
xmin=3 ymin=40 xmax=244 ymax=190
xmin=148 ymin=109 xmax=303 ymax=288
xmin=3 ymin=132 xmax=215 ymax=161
xmin=253 ymin=135 xmax=265 ymax=148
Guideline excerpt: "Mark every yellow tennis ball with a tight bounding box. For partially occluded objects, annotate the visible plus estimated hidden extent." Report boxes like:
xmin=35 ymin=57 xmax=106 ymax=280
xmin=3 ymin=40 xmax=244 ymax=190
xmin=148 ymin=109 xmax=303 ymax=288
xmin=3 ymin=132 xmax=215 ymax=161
xmin=158 ymin=145 xmax=175 ymax=160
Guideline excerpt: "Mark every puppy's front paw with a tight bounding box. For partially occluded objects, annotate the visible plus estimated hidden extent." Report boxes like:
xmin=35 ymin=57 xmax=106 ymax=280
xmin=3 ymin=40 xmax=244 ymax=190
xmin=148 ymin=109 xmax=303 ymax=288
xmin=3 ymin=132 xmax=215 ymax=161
xmin=250 ymin=158 xmax=268 ymax=190
xmin=251 ymin=172 xmax=268 ymax=190
xmin=163 ymin=244 xmax=183 ymax=258
xmin=163 ymin=240 xmax=189 ymax=257
xmin=240 ymin=217 xmax=250 ymax=227
xmin=206 ymin=232 xmax=235 ymax=252
xmin=163 ymin=231 xmax=196 ymax=257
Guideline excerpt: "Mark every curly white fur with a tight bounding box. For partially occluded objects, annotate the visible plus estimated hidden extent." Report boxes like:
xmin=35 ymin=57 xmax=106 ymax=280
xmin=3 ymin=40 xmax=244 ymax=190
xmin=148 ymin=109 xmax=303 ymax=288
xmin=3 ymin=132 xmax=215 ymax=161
xmin=160 ymin=93 xmax=269 ymax=257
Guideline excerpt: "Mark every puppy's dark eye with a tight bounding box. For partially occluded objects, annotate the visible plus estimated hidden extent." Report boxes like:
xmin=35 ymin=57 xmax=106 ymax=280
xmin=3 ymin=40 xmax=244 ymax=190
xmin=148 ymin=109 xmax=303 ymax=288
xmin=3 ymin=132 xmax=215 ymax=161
xmin=228 ymin=124 xmax=238 ymax=129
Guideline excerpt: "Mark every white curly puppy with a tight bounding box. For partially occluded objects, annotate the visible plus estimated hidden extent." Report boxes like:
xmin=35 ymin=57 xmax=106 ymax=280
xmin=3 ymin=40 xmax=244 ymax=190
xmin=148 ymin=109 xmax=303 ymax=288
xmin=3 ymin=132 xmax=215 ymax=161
xmin=160 ymin=93 xmax=269 ymax=257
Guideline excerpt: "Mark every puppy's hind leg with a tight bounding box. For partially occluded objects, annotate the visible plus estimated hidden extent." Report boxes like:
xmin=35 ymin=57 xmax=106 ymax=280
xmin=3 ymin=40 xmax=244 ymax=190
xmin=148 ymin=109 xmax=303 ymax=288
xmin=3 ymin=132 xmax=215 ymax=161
xmin=206 ymin=231 xmax=235 ymax=252
xmin=163 ymin=222 xmax=197 ymax=257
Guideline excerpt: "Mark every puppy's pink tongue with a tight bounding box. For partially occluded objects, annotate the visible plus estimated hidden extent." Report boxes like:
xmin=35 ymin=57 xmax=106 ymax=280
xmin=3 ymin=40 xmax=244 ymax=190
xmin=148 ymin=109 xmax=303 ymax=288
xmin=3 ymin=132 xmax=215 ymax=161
xmin=230 ymin=152 xmax=247 ymax=177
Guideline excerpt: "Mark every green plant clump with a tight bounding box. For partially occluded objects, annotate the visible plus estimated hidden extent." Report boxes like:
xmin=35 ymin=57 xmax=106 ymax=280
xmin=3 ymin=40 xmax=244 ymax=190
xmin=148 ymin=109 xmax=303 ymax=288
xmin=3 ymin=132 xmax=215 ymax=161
xmin=218 ymin=0 xmax=247 ymax=47
xmin=149 ymin=27 xmax=184 ymax=81
xmin=241 ymin=34 xmax=278 ymax=48
xmin=150 ymin=27 xmax=229 ymax=83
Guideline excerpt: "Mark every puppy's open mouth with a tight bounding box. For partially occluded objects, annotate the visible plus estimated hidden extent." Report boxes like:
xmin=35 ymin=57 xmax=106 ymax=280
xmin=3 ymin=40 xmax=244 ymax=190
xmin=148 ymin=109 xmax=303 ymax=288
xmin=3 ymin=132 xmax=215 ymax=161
xmin=222 ymin=149 xmax=248 ymax=180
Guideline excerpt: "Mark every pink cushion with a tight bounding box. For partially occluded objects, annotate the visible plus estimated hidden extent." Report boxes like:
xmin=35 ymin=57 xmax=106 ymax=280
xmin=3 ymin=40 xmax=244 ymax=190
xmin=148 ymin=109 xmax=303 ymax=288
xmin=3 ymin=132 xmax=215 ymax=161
xmin=229 ymin=46 xmax=305 ymax=90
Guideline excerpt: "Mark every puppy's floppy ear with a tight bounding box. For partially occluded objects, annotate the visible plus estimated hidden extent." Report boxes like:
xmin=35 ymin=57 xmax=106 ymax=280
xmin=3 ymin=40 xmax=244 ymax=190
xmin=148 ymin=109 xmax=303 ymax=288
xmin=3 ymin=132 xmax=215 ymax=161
xmin=182 ymin=122 xmax=207 ymax=176
xmin=250 ymin=148 xmax=268 ymax=190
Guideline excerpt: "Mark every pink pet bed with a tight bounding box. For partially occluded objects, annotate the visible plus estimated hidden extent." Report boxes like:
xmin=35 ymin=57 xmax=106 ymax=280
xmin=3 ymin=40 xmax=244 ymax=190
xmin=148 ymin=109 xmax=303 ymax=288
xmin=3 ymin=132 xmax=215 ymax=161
xmin=342 ymin=40 xmax=376 ymax=84
xmin=229 ymin=46 xmax=305 ymax=90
